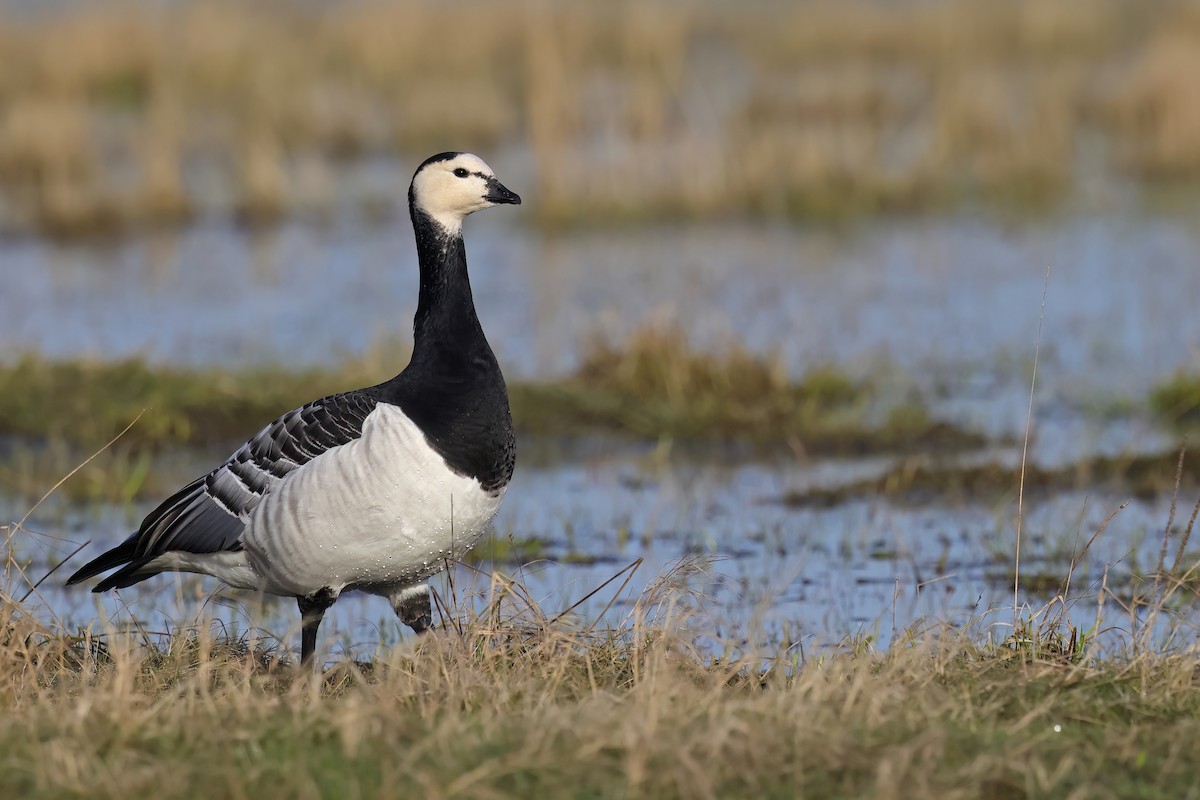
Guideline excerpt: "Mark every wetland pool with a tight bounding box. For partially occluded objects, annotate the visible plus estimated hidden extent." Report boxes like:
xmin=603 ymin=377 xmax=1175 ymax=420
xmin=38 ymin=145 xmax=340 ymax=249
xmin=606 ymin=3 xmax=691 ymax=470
xmin=6 ymin=210 xmax=1198 ymax=455
xmin=5 ymin=209 xmax=1200 ymax=653
xmin=7 ymin=445 xmax=1191 ymax=656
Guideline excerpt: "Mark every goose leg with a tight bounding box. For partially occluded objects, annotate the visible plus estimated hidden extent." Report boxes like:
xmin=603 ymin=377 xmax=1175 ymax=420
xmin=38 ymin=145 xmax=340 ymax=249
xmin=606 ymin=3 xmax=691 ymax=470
xmin=390 ymin=583 xmax=433 ymax=634
xmin=297 ymin=588 xmax=337 ymax=665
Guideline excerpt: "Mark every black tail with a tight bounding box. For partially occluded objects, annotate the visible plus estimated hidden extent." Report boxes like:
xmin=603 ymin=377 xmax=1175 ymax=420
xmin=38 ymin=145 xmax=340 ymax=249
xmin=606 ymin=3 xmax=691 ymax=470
xmin=66 ymin=536 xmax=142 ymax=590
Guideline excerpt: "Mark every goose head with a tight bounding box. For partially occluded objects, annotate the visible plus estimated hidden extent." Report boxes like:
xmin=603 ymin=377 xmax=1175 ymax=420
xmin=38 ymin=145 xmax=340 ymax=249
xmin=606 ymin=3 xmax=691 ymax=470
xmin=409 ymin=152 xmax=521 ymax=235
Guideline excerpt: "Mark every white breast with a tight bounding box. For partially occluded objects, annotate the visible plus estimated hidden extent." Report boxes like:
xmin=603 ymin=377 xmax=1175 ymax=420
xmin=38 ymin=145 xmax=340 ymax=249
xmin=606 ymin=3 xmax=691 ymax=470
xmin=241 ymin=403 xmax=504 ymax=597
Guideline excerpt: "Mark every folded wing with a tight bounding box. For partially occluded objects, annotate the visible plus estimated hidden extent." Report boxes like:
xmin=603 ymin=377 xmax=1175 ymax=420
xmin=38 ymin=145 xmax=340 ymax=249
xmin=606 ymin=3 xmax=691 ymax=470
xmin=67 ymin=389 xmax=380 ymax=591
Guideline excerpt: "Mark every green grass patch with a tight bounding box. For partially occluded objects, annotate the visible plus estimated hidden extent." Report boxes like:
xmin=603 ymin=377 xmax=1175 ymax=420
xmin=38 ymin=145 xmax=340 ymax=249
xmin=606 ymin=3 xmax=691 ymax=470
xmin=512 ymin=327 xmax=985 ymax=455
xmin=0 ymin=353 xmax=382 ymax=451
xmin=781 ymin=448 xmax=1200 ymax=507
xmin=0 ymin=443 xmax=225 ymax=506
xmin=1150 ymin=370 xmax=1200 ymax=427
xmin=466 ymin=533 xmax=547 ymax=565
xmin=0 ymin=328 xmax=986 ymax=464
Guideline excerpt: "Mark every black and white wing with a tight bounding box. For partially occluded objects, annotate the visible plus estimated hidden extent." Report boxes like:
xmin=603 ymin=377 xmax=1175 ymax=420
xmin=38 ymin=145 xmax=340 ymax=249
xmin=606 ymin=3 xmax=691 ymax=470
xmin=67 ymin=389 xmax=380 ymax=591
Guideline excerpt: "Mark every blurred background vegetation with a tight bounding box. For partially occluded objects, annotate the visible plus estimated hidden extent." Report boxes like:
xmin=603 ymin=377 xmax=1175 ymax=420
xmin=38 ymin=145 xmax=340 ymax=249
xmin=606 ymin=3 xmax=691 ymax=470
xmin=1 ymin=0 xmax=1199 ymax=237
xmin=6 ymin=0 xmax=1200 ymax=665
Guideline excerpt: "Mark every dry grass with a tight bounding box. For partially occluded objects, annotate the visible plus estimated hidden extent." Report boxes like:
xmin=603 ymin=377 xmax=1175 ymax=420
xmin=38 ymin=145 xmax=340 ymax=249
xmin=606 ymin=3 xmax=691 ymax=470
xmin=1101 ymin=4 xmax=1200 ymax=178
xmin=0 ymin=0 xmax=1196 ymax=236
xmin=3 ymin=543 xmax=1200 ymax=798
xmin=5 ymin=314 xmax=1200 ymax=798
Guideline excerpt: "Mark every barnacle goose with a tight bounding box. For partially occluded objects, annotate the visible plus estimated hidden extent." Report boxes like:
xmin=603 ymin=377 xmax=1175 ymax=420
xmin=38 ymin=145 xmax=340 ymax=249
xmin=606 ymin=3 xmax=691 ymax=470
xmin=67 ymin=152 xmax=522 ymax=665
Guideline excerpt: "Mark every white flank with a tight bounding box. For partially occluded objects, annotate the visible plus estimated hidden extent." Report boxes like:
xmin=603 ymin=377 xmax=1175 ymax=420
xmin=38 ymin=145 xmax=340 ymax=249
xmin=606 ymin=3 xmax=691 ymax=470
xmin=240 ymin=403 xmax=504 ymax=597
xmin=142 ymin=550 xmax=262 ymax=591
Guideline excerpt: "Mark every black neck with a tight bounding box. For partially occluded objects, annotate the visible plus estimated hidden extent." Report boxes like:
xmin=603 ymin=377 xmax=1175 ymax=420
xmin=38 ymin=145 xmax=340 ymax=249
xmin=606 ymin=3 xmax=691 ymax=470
xmin=409 ymin=207 xmax=484 ymax=363
xmin=381 ymin=201 xmax=514 ymax=492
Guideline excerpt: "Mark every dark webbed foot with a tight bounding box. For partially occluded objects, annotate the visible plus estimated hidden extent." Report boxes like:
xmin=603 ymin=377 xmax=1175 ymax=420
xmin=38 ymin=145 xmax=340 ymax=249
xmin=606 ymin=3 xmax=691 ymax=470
xmin=391 ymin=584 xmax=433 ymax=634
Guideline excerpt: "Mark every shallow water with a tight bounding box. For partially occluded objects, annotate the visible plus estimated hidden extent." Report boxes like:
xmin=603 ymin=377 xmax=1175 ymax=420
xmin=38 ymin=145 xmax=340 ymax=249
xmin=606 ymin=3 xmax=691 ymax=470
xmin=6 ymin=211 xmax=1199 ymax=446
xmin=5 ymin=209 xmax=1200 ymax=654
xmin=7 ymin=447 xmax=1192 ymax=657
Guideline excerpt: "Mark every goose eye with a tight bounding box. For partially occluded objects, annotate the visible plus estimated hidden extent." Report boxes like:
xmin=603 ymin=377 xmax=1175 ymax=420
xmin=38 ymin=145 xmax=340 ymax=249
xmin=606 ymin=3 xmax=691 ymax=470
xmin=453 ymin=168 xmax=469 ymax=178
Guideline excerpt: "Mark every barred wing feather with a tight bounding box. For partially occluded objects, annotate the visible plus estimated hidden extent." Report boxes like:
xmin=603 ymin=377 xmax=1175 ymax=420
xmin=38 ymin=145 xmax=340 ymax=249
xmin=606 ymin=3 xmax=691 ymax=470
xmin=67 ymin=389 xmax=379 ymax=590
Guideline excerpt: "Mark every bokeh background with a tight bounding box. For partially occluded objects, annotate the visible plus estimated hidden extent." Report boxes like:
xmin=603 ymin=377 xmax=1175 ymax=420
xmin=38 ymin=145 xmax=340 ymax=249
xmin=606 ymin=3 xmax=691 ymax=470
xmin=5 ymin=0 xmax=1200 ymax=652
xmin=2 ymin=0 xmax=1200 ymax=234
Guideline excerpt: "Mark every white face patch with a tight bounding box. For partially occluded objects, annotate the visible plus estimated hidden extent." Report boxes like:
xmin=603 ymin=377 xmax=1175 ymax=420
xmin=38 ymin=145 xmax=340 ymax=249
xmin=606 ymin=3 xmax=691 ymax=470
xmin=411 ymin=153 xmax=502 ymax=235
